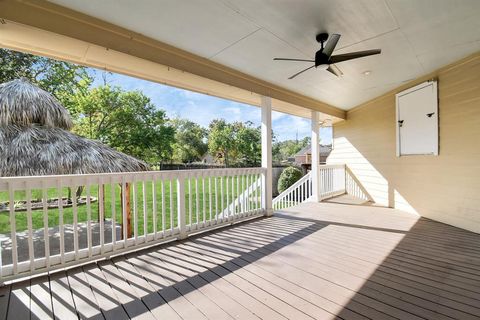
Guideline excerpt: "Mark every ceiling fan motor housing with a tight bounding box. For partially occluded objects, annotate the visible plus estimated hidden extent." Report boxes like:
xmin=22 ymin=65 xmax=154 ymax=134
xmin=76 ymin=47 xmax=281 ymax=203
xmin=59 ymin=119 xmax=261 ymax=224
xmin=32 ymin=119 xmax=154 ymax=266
xmin=315 ymin=50 xmax=330 ymax=67
xmin=316 ymin=32 xmax=329 ymax=43
xmin=315 ymin=33 xmax=330 ymax=67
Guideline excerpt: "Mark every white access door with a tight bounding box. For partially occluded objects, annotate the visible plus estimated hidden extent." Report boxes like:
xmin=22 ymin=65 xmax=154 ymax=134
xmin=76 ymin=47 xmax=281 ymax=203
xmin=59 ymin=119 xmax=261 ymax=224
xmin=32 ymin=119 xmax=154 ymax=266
xmin=396 ymin=81 xmax=438 ymax=156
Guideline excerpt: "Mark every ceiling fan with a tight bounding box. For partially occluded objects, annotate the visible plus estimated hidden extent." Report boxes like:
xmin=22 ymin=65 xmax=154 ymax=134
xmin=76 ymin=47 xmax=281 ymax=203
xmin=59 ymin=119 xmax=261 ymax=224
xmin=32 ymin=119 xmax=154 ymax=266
xmin=273 ymin=33 xmax=381 ymax=79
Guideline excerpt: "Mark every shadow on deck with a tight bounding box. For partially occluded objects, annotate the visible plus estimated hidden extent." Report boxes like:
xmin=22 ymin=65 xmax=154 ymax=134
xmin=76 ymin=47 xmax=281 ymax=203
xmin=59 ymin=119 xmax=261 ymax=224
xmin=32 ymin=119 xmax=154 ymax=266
xmin=1 ymin=202 xmax=480 ymax=320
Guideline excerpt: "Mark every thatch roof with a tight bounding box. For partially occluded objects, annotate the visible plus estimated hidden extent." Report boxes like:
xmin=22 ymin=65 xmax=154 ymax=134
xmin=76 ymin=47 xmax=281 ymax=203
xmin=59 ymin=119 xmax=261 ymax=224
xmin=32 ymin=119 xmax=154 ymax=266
xmin=0 ymin=79 xmax=150 ymax=176
xmin=0 ymin=78 xmax=73 ymax=130
xmin=0 ymin=125 xmax=149 ymax=176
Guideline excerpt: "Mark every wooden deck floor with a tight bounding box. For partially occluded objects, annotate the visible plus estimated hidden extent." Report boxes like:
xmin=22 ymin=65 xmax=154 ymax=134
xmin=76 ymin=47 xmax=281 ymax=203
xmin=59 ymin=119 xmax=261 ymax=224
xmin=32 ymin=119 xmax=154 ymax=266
xmin=1 ymin=201 xmax=480 ymax=320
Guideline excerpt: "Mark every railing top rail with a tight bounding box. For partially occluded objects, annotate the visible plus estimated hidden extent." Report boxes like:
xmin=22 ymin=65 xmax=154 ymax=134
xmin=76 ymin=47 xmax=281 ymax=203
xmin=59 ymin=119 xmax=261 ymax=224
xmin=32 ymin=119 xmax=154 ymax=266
xmin=319 ymin=164 xmax=345 ymax=169
xmin=274 ymin=171 xmax=311 ymax=202
xmin=0 ymin=167 xmax=266 ymax=191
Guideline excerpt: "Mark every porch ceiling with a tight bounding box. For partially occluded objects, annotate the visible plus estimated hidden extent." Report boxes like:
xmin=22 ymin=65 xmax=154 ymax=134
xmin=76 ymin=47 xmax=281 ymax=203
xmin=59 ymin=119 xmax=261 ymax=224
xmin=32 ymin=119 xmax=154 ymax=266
xmin=45 ymin=0 xmax=480 ymax=110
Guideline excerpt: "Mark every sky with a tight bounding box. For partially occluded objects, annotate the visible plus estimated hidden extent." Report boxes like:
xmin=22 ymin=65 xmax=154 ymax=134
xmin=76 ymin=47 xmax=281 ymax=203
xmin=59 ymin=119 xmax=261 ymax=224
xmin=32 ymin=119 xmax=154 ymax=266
xmin=90 ymin=70 xmax=332 ymax=144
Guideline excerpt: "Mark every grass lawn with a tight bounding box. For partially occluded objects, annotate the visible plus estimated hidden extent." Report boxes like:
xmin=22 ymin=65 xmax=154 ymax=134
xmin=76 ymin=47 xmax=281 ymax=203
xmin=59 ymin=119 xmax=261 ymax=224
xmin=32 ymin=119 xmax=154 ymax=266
xmin=0 ymin=176 xmax=261 ymax=234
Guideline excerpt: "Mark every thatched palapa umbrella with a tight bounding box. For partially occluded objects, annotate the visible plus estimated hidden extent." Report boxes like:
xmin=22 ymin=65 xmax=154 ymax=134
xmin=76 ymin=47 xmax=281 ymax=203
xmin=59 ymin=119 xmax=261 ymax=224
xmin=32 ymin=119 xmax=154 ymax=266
xmin=0 ymin=78 xmax=149 ymax=176
xmin=0 ymin=78 xmax=149 ymax=236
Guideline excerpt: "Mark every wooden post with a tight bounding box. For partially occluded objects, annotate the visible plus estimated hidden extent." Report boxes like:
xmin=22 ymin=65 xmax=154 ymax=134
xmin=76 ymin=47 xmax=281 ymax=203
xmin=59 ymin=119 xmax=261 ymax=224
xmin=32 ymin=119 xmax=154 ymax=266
xmin=121 ymin=182 xmax=132 ymax=239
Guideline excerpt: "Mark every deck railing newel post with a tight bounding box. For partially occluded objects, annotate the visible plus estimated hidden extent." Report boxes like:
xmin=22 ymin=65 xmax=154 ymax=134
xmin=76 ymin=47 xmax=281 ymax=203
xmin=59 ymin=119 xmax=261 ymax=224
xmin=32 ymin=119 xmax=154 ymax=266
xmin=177 ymin=175 xmax=187 ymax=239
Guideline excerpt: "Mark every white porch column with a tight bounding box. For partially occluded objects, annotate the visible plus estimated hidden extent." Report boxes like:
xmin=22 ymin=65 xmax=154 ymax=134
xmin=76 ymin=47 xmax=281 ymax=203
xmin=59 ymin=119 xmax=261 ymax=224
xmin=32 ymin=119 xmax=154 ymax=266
xmin=261 ymin=96 xmax=273 ymax=216
xmin=311 ymin=110 xmax=320 ymax=202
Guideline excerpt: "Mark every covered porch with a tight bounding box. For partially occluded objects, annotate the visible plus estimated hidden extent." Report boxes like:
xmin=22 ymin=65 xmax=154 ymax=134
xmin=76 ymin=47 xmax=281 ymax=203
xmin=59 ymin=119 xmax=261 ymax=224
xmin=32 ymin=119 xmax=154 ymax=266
xmin=2 ymin=201 xmax=480 ymax=320
xmin=1 ymin=0 xmax=480 ymax=319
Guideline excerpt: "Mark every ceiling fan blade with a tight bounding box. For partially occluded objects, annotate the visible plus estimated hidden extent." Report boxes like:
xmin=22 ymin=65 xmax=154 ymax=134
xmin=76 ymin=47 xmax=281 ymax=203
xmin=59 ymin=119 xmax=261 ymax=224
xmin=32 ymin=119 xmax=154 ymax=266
xmin=322 ymin=34 xmax=341 ymax=58
xmin=327 ymin=64 xmax=343 ymax=77
xmin=273 ymin=58 xmax=315 ymax=62
xmin=330 ymin=49 xmax=381 ymax=64
xmin=288 ymin=65 xmax=315 ymax=79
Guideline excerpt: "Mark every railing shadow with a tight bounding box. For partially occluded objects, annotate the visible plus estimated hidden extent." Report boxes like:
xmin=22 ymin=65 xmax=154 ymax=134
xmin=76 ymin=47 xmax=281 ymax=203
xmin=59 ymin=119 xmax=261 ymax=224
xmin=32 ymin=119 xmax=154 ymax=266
xmin=6 ymin=207 xmax=480 ymax=320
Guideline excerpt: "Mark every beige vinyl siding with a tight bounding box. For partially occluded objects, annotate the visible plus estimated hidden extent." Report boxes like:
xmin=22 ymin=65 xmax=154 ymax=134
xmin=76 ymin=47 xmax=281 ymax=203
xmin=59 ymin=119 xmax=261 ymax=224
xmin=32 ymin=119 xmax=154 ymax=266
xmin=328 ymin=52 xmax=480 ymax=233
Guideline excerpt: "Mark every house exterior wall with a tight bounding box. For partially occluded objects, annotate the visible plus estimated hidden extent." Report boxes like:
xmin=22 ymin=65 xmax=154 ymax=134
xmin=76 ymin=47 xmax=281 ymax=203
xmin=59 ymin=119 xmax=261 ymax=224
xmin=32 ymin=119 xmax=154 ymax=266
xmin=328 ymin=53 xmax=480 ymax=233
xmin=294 ymin=155 xmax=307 ymax=165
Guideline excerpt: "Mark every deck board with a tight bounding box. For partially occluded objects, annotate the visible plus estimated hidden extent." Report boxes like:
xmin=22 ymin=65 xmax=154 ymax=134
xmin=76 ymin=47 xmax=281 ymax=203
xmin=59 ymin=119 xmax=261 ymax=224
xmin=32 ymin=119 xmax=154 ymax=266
xmin=30 ymin=275 xmax=53 ymax=320
xmin=82 ymin=263 xmax=130 ymax=320
xmin=0 ymin=285 xmax=10 ymax=320
xmin=1 ymin=202 xmax=480 ymax=320
xmin=67 ymin=267 xmax=104 ymax=319
xmin=49 ymin=271 xmax=78 ymax=320
xmin=97 ymin=260 xmax=155 ymax=320
xmin=7 ymin=280 xmax=30 ymax=320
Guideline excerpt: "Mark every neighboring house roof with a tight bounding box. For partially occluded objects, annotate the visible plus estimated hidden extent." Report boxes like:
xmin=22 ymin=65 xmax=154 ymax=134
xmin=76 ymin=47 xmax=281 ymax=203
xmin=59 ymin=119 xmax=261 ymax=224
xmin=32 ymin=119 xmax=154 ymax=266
xmin=294 ymin=144 xmax=332 ymax=157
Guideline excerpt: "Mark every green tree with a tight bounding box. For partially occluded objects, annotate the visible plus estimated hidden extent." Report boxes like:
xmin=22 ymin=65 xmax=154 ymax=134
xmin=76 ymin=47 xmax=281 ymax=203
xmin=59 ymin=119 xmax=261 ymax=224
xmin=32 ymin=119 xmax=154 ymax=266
xmin=273 ymin=136 xmax=311 ymax=162
xmin=235 ymin=121 xmax=261 ymax=166
xmin=208 ymin=120 xmax=262 ymax=167
xmin=208 ymin=119 xmax=235 ymax=166
xmin=171 ymin=119 xmax=208 ymax=163
xmin=70 ymin=85 xmax=175 ymax=164
xmin=0 ymin=48 xmax=92 ymax=110
xmin=278 ymin=166 xmax=303 ymax=193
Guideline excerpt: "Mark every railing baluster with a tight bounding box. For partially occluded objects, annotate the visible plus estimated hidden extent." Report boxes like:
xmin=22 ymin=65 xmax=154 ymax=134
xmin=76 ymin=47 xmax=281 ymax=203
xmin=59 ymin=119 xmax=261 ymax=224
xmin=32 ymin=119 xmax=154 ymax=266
xmin=246 ymin=174 xmax=250 ymax=213
xmin=177 ymin=176 xmax=186 ymax=239
xmin=226 ymin=176 xmax=230 ymax=221
xmin=121 ymin=179 xmax=128 ymax=247
xmin=161 ymin=179 xmax=166 ymax=236
xmin=99 ymin=180 xmax=105 ymax=252
xmin=152 ymin=179 xmax=157 ymax=239
xmin=195 ymin=176 xmax=199 ymax=227
xmin=86 ymin=184 xmax=92 ymax=258
xmin=8 ymin=184 xmax=18 ymax=274
xmin=241 ymin=174 xmax=245 ymax=215
xmin=202 ymin=175 xmax=206 ymax=226
xmin=230 ymin=174 xmax=234 ymax=219
xmin=255 ymin=174 xmax=259 ymax=211
xmin=26 ymin=186 xmax=34 ymax=271
xmin=72 ymin=182 xmax=79 ymax=260
xmin=142 ymin=179 xmax=147 ymax=240
xmin=188 ymin=178 xmax=192 ymax=227
xmin=169 ymin=179 xmax=174 ymax=234
xmin=220 ymin=176 xmax=224 ymax=222
xmin=236 ymin=172 xmax=240 ymax=218
xmin=300 ymin=180 xmax=303 ymax=202
xmin=42 ymin=183 xmax=50 ymax=268
xmin=58 ymin=180 xmax=65 ymax=265
xmin=111 ymin=179 xmax=116 ymax=247
xmin=132 ymin=181 xmax=138 ymax=244
xmin=215 ymin=176 xmax=219 ymax=224
xmin=201 ymin=174 xmax=207 ymax=227
xmin=208 ymin=176 xmax=212 ymax=223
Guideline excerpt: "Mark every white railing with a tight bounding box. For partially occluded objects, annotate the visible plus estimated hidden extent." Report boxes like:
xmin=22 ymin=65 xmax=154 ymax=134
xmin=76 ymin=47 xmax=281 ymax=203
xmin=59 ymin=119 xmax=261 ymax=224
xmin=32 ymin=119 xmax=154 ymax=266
xmin=319 ymin=164 xmax=346 ymax=200
xmin=220 ymin=176 xmax=262 ymax=219
xmin=273 ymin=171 xmax=313 ymax=210
xmin=345 ymin=166 xmax=373 ymax=202
xmin=272 ymin=164 xmax=347 ymax=210
xmin=0 ymin=167 xmax=265 ymax=282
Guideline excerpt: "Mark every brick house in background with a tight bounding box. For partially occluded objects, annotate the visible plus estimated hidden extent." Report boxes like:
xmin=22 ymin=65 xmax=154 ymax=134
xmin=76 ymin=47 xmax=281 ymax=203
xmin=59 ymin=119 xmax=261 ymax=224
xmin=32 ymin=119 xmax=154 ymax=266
xmin=294 ymin=144 xmax=332 ymax=172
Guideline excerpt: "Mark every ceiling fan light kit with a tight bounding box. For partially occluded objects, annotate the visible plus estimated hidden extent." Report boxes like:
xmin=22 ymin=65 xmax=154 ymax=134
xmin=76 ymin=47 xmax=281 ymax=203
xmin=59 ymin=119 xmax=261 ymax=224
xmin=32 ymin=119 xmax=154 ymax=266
xmin=273 ymin=33 xmax=381 ymax=79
